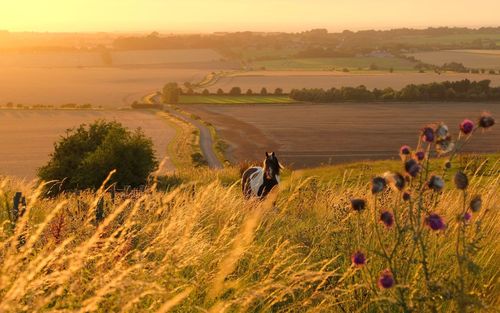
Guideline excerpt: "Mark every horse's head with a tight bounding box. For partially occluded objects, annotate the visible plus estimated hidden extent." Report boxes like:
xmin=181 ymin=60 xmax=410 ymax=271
xmin=264 ymin=151 xmax=283 ymax=180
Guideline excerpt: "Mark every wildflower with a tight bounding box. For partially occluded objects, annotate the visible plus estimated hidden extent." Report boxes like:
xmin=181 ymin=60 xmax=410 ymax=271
xmin=351 ymin=199 xmax=366 ymax=212
xmin=460 ymin=119 xmax=474 ymax=135
xmin=405 ymin=159 xmax=421 ymax=177
xmin=380 ymin=211 xmax=394 ymax=228
xmin=463 ymin=212 xmax=472 ymax=222
xmin=399 ymin=145 xmax=411 ymax=155
xmin=436 ymin=136 xmax=454 ymax=154
xmin=454 ymin=171 xmax=469 ymax=190
xmin=415 ymin=150 xmax=425 ymax=161
xmin=421 ymin=126 xmax=435 ymax=142
xmin=425 ymin=213 xmax=446 ymax=231
xmin=428 ymin=175 xmax=445 ymax=192
xmin=384 ymin=172 xmax=405 ymax=191
xmin=478 ymin=113 xmax=495 ymax=129
xmin=371 ymin=176 xmax=387 ymax=194
xmin=403 ymin=192 xmax=411 ymax=201
xmin=351 ymin=251 xmax=366 ymax=267
xmin=435 ymin=123 xmax=449 ymax=139
xmin=377 ymin=269 xmax=395 ymax=289
xmin=470 ymin=195 xmax=482 ymax=212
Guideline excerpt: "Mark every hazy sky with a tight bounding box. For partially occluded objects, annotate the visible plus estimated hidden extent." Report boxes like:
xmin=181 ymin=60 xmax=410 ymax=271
xmin=1 ymin=0 xmax=499 ymax=33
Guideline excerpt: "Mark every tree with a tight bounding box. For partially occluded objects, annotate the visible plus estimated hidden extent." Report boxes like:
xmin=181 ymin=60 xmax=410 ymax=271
xmin=229 ymin=87 xmax=242 ymax=96
xmin=246 ymin=89 xmax=253 ymax=95
xmin=38 ymin=120 xmax=158 ymax=194
xmin=217 ymin=88 xmax=224 ymax=95
xmin=202 ymin=89 xmax=210 ymax=95
xmin=274 ymin=88 xmax=283 ymax=95
xmin=260 ymin=87 xmax=268 ymax=95
xmin=162 ymin=82 xmax=180 ymax=104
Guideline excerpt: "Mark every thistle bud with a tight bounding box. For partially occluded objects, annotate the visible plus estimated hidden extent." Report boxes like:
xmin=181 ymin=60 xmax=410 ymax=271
xmin=454 ymin=171 xmax=468 ymax=190
xmin=469 ymin=195 xmax=482 ymax=212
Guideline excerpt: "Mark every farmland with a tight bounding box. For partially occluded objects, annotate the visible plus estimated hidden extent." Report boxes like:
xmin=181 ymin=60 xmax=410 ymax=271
xmin=408 ymin=49 xmax=500 ymax=70
xmin=180 ymin=102 xmax=500 ymax=168
xmin=206 ymin=71 xmax=500 ymax=93
xmin=0 ymin=110 xmax=175 ymax=178
xmin=179 ymin=95 xmax=295 ymax=104
xmin=0 ymin=49 xmax=229 ymax=108
xmin=252 ymin=56 xmax=418 ymax=71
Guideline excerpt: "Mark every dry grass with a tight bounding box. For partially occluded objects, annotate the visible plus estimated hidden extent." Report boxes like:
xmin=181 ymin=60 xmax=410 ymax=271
xmin=0 ymin=158 xmax=498 ymax=312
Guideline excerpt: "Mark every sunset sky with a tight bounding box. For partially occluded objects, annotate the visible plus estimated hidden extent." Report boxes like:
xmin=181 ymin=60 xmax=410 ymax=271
xmin=1 ymin=0 xmax=499 ymax=33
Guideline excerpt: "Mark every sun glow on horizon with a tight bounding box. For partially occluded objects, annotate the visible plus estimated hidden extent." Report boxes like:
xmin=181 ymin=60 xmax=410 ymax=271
xmin=0 ymin=0 xmax=499 ymax=33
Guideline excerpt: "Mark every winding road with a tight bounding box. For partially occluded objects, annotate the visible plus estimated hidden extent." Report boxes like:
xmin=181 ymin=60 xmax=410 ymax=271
xmin=147 ymin=93 xmax=223 ymax=169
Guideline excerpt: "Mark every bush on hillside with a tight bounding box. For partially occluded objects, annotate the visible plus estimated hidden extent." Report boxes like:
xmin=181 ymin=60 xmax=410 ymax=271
xmin=38 ymin=120 xmax=158 ymax=194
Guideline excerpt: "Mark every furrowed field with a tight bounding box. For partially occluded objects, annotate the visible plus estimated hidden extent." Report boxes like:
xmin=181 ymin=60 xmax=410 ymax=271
xmin=180 ymin=102 xmax=500 ymax=168
xmin=0 ymin=153 xmax=498 ymax=312
xmin=0 ymin=110 xmax=175 ymax=178
xmin=207 ymin=71 xmax=500 ymax=93
xmin=408 ymin=50 xmax=500 ymax=70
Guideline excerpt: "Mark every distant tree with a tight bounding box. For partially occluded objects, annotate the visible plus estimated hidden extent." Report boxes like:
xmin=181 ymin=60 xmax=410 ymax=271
xmin=389 ymin=67 xmax=394 ymax=73
xmin=229 ymin=87 xmax=242 ymax=96
xmin=38 ymin=120 xmax=158 ymax=194
xmin=216 ymin=88 xmax=224 ymax=95
xmin=260 ymin=87 xmax=268 ymax=95
xmin=202 ymin=89 xmax=210 ymax=95
xmin=6 ymin=102 xmax=13 ymax=108
xmin=369 ymin=63 xmax=379 ymax=70
xmin=342 ymin=68 xmax=350 ymax=72
xmin=162 ymin=82 xmax=180 ymax=104
xmin=489 ymin=69 xmax=496 ymax=75
xmin=274 ymin=88 xmax=283 ymax=95
xmin=246 ymin=89 xmax=253 ymax=95
xmin=186 ymin=88 xmax=194 ymax=95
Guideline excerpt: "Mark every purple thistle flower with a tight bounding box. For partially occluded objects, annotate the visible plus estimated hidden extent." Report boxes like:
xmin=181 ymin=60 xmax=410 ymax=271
xmin=400 ymin=145 xmax=411 ymax=155
xmin=435 ymin=123 xmax=449 ymax=140
xmin=454 ymin=171 xmax=469 ymax=190
xmin=425 ymin=213 xmax=446 ymax=231
xmin=478 ymin=113 xmax=495 ymax=129
xmin=405 ymin=159 xmax=421 ymax=177
xmin=415 ymin=150 xmax=425 ymax=161
xmin=351 ymin=251 xmax=366 ymax=267
xmin=384 ymin=172 xmax=405 ymax=191
xmin=460 ymin=119 xmax=474 ymax=135
xmin=428 ymin=175 xmax=445 ymax=192
xmin=421 ymin=127 xmax=435 ymax=142
xmin=350 ymin=198 xmax=366 ymax=212
xmin=380 ymin=211 xmax=394 ymax=228
xmin=377 ymin=269 xmax=395 ymax=289
xmin=403 ymin=192 xmax=411 ymax=201
xmin=470 ymin=195 xmax=482 ymax=212
xmin=464 ymin=212 xmax=472 ymax=222
xmin=371 ymin=176 xmax=387 ymax=194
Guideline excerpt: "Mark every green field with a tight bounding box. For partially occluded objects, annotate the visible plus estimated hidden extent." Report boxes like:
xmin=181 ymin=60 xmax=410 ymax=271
xmin=391 ymin=33 xmax=500 ymax=46
xmin=253 ymin=56 xmax=418 ymax=71
xmin=179 ymin=95 xmax=296 ymax=104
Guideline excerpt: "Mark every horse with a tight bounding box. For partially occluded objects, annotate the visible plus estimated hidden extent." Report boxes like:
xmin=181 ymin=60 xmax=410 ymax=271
xmin=241 ymin=152 xmax=283 ymax=199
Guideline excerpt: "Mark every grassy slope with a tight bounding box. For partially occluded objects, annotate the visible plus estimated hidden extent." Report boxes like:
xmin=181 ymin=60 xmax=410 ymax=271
xmin=179 ymin=95 xmax=296 ymax=104
xmin=0 ymin=154 xmax=499 ymax=312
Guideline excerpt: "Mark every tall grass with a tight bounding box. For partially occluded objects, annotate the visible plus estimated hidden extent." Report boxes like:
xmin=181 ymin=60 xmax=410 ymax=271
xmin=0 ymin=118 xmax=498 ymax=312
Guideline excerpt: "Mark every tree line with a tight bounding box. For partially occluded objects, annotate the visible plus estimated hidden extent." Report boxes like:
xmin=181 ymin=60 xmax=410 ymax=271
xmin=289 ymin=80 xmax=500 ymax=102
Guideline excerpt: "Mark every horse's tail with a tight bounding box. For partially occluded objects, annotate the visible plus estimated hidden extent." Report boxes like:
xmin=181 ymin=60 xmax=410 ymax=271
xmin=241 ymin=167 xmax=258 ymax=199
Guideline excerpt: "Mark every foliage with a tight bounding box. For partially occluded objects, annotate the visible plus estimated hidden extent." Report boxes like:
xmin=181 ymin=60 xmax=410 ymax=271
xmin=37 ymin=120 xmax=158 ymax=194
xmin=162 ymin=82 xmax=180 ymax=104
xmin=290 ymin=79 xmax=500 ymax=102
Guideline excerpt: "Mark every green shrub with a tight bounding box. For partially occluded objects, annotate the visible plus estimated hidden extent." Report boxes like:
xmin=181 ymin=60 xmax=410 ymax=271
xmin=38 ymin=120 xmax=158 ymax=194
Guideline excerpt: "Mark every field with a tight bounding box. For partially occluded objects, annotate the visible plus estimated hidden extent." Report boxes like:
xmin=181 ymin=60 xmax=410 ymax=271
xmin=0 ymin=110 xmax=175 ymax=178
xmin=180 ymin=102 xmax=500 ymax=168
xmin=252 ymin=56 xmax=418 ymax=71
xmin=207 ymin=71 xmax=500 ymax=93
xmin=0 ymin=155 xmax=498 ymax=312
xmin=0 ymin=49 xmax=231 ymax=108
xmin=408 ymin=49 xmax=500 ymax=69
xmin=179 ymin=95 xmax=295 ymax=104
xmin=390 ymin=33 xmax=500 ymax=45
